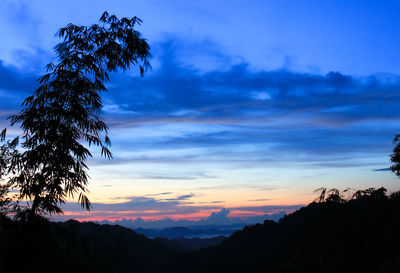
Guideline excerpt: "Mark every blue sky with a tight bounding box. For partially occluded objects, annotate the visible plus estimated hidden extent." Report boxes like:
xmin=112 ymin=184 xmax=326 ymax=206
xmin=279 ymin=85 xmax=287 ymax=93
xmin=0 ymin=0 xmax=399 ymax=224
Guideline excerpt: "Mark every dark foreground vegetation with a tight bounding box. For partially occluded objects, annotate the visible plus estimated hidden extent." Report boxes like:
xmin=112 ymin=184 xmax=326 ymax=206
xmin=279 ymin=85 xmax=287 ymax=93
xmin=0 ymin=187 xmax=399 ymax=272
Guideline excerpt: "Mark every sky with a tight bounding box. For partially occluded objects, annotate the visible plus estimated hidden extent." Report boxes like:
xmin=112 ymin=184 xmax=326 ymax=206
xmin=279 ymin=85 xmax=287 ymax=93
xmin=0 ymin=0 xmax=399 ymax=226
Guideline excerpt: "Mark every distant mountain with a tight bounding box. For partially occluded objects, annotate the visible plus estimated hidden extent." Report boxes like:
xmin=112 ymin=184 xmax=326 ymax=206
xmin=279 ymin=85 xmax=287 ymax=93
xmin=134 ymin=225 xmax=239 ymax=238
xmin=154 ymin=236 xmax=227 ymax=251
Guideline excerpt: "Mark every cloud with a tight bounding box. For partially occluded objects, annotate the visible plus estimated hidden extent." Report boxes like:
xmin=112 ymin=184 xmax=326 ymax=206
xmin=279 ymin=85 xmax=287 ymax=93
xmin=60 ymin=194 xmax=213 ymax=216
xmin=197 ymin=201 xmax=225 ymax=204
xmin=1 ymin=36 xmax=398 ymax=165
xmin=62 ymin=208 xmax=293 ymax=229
xmin=163 ymin=193 xmax=196 ymax=201
xmin=231 ymin=205 xmax=303 ymax=213
xmin=102 ymin=38 xmax=400 ymax=128
xmin=145 ymin=192 xmax=173 ymax=197
xmin=55 ymin=194 xmax=304 ymax=227
xmin=204 ymin=208 xmax=231 ymax=225
xmin=373 ymin=168 xmax=391 ymax=172
xmin=0 ymin=61 xmax=39 ymax=110
xmin=138 ymin=171 xmax=216 ymax=180
xmin=141 ymin=174 xmax=197 ymax=180
xmin=91 ymin=37 xmax=399 ymax=169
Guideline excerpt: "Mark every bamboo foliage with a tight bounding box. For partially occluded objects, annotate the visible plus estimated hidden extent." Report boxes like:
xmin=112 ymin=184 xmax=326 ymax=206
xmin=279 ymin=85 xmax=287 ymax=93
xmin=4 ymin=12 xmax=150 ymax=218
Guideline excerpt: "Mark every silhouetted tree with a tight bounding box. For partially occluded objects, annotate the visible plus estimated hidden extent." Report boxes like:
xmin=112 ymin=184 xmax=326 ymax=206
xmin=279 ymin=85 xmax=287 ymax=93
xmin=352 ymin=187 xmax=387 ymax=200
xmin=314 ymin=187 xmax=389 ymax=204
xmin=7 ymin=12 xmax=150 ymax=217
xmin=325 ymin=188 xmax=345 ymax=203
xmin=0 ymin=129 xmax=20 ymax=216
xmin=390 ymin=134 xmax=400 ymax=178
xmin=314 ymin=187 xmax=345 ymax=203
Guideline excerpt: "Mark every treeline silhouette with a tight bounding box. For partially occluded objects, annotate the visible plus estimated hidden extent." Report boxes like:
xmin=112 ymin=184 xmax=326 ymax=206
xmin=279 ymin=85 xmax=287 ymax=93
xmin=0 ymin=187 xmax=398 ymax=272
xmin=178 ymin=187 xmax=400 ymax=272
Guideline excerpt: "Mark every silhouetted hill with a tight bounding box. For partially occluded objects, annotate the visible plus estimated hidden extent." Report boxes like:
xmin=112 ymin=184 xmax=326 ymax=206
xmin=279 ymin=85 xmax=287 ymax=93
xmin=57 ymin=220 xmax=175 ymax=271
xmin=0 ymin=218 xmax=175 ymax=272
xmin=0 ymin=189 xmax=399 ymax=272
xmin=178 ymin=192 xmax=400 ymax=272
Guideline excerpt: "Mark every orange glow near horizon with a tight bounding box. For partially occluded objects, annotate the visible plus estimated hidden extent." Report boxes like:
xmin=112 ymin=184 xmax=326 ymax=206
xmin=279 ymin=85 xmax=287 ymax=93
xmin=53 ymin=203 xmax=305 ymax=223
xmin=57 ymin=183 xmax=314 ymax=223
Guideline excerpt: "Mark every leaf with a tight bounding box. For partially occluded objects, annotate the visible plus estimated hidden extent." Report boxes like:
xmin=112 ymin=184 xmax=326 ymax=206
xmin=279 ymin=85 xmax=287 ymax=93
xmin=78 ymin=193 xmax=91 ymax=211
xmin=0 ymin=128 xmax=6 ymax=141
xmin=10 ymin=137 xmax=19 ymax=147
xmin=100 ymin=11 xmax=109 ymax=23
xmin=101 ymin=146 xmax=113 ymax=159
xmin=105 ymin=135 xmax=111 ymax=146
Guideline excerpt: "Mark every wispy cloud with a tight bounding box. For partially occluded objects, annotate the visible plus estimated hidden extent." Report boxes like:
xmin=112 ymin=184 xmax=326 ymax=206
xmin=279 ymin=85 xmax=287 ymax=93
xmin=163 ymin=193 xmax=196 ymax=201
xmin=101 ymin=38 xmax=400 ymax=128
xmin=145 ymin=192 xmax=173 ymax=197
xmin=373 ymin=168 xmax=391 ymax=172
xmin=2 ymin=37 xmax=399 ymax=162
xmin=55 ymin=194 xmax=304 ymax=225
xmin=139 ymin=171 xmax=216 ymax=180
